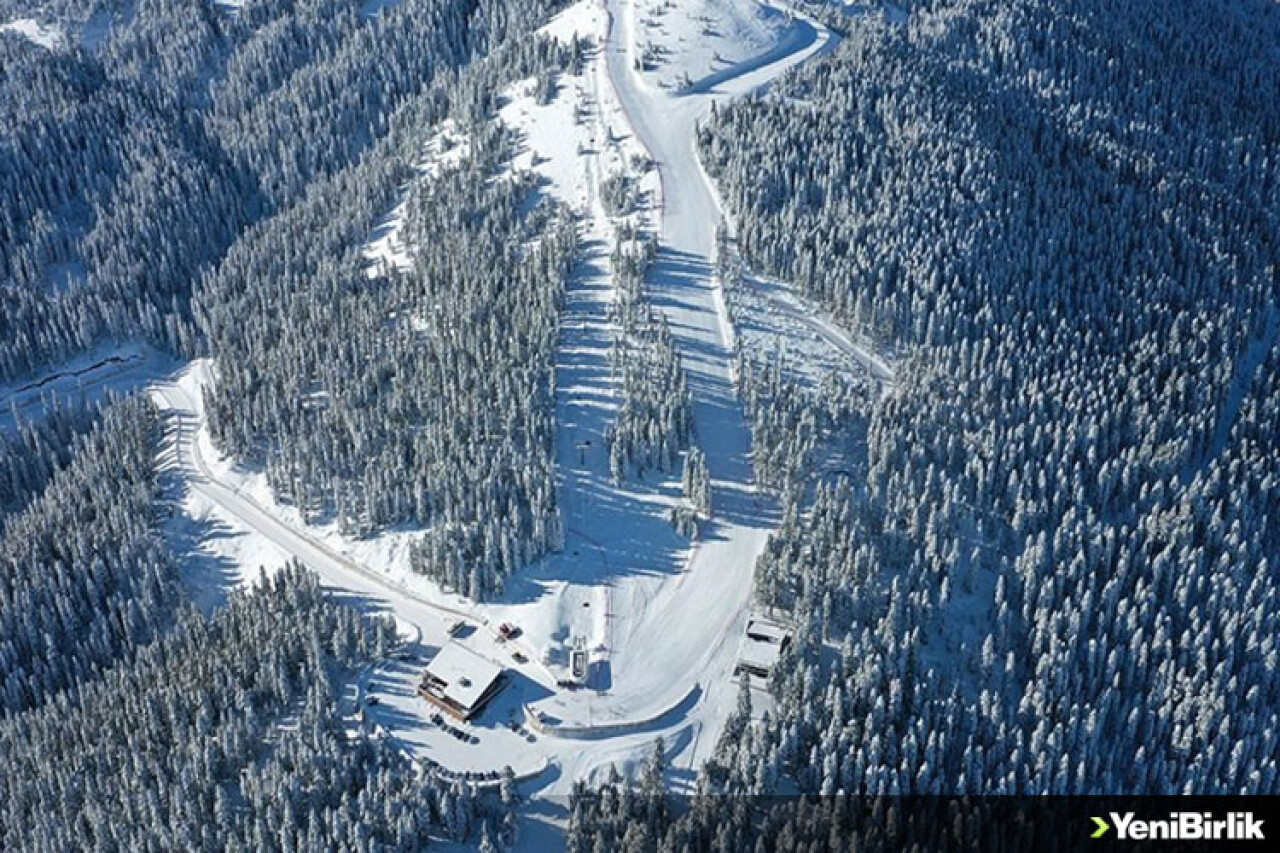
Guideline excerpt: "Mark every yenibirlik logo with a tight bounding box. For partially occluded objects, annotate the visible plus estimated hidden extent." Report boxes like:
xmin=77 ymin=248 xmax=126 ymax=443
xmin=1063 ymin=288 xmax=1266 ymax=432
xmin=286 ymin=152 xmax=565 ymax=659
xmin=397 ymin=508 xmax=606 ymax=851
xmin=1091 ymin=812 xmax=1265 ymax=842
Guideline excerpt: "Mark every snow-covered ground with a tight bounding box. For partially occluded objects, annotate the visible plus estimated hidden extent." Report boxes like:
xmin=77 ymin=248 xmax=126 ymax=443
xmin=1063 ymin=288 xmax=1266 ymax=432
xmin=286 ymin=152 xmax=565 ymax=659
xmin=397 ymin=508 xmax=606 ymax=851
xmin=137 ymin=0 xmax=859 ymax=830
xmin=727 ymin=266 xmax=895 ymax=391
xmin=484 ymin=0 xmax=691 ymax=726
xmin=0 ymin=344 xmax=171 ymax=435
xmin=530 ymin=0 xmax=832 ymax=759
xmin=360 ymin=0 xmax=405 ymax=20
xmin=81 ymin=2 xmax=135 ymax=51
xmin=0 ymin=17 xmax=64 ymax=50
xmin=362 ymin=121 xmax=471 ymax=278
xmin=626 ymin=0 xmax=801 ymax=92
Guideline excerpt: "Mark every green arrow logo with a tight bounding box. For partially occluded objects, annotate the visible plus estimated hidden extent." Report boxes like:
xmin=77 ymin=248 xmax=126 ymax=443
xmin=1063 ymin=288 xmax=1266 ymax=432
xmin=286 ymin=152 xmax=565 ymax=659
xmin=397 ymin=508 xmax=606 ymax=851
xmin=1091 ymin=816 xmax=1111 ymax=839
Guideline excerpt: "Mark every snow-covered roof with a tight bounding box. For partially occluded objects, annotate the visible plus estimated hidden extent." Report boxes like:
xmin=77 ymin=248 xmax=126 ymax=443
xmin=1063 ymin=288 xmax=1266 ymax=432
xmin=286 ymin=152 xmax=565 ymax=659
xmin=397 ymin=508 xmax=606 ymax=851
xmin=745 ymin=618 xmax=789 ymax=644
xmin=738 ymin=617 xmax=790 ymax=674
xmin=738 ymin=637 xmax=784 ymax=673
xmin=423 ymin=643 xmax=503 ymax=711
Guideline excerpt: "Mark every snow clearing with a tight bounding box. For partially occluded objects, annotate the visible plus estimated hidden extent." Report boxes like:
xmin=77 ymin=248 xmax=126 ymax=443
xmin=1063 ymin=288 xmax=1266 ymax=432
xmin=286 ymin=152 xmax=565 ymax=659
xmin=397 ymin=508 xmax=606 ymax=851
xmin=0 ymin=17 xmax=65 ymax=51
xmin=626 ymin=0 xmax=800 ymax=92
xmin=362 ymin=121 xmax=472 ymax=279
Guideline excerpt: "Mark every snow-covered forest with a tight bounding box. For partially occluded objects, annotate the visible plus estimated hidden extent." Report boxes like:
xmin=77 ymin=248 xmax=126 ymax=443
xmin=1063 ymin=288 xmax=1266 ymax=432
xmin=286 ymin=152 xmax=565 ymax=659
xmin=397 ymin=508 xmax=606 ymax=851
xmin=203 ymin=103 xmax=577 ymax=600
xmin=0 ymin=397 xmax=177 ymax=713
xmin=191 ymin=18 xmax=582 ymax=602
xmin=5 ymin=0 xmax=538 ymax=376
xmin=0 ymin=391 xmax=516 ymax=848
xmin=2 ymin=0 xmax=1278 ymax=846
xmin=0 ymin=395 xmax=103 ymax=515
xmin=559 ymin=0 xmax=1280 ymax=841
xmin=1 ymin=1 xmax=571 ymax=847
xmin=696 ymin=0 xmax=1280 ymax=803
xmin=605 ymin=228 xmax=694 ymax=483
xmin=0 ymin=562 xmax=519 ymax=850
xmin=717 ymin=229 xmax=878 ymax=501
xmin=4 ymin=0 xmax=584 ymax=602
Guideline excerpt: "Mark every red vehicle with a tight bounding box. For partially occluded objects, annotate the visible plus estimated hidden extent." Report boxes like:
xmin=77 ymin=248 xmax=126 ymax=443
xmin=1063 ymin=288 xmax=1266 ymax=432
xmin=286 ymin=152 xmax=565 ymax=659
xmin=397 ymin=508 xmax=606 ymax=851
xmin=497 ymin=622 xmax=520 ymax=640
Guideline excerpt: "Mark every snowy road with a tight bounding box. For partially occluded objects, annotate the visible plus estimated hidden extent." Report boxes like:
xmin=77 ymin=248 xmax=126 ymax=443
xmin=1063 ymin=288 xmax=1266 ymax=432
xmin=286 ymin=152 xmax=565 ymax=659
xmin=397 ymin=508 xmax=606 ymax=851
xmin=151 ymin=379 xmax=557 ymax=681
xmin=0 ymin=345 xmax=168 ymax=434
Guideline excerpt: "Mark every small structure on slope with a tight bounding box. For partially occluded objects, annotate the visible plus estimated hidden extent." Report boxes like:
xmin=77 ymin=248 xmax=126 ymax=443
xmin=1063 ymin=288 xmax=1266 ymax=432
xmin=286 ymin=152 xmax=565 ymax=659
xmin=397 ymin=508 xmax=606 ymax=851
xmin=569 ymin=636 xmax=590 ymax=685
xmin=734 ymin=616 xmax=791 ymax=680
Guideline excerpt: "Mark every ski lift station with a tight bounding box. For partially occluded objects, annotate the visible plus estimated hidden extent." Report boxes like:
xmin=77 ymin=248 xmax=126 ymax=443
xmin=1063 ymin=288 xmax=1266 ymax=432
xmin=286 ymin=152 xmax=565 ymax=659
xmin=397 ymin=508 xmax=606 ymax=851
xmin=418 ymin=642 xmax=507 ymax=722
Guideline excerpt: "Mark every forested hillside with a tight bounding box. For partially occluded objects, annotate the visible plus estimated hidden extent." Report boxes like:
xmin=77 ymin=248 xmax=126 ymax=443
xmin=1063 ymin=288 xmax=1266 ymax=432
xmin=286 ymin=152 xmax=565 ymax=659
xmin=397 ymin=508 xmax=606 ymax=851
xmin=3 ymin=0 xmax=576 ymax=600
xmin=0 ymin=4 xmax=570 ymax=844
xmin=0 ymin=29 xmax=245 ymax=377
xmin=0 ymin=0 xmax=565 ymax=379
xmin=0 ymin=564 xmax=513 ymax=850
xmin=200 ymin=36 xmax=579 ymax=599
xmin=0 ymin=396 xmax=179 ymax=715
xmin=0 ymin=397 xmax=103 ymax=516
xmin=681 ymin=0 xmax=1279 ymax=810
xmin=4 ymin=0 xmax=1277 ymax=843
xmin=717 ymin=231 xmax=877 ymax=502
xmin=0 ymin=388 xmax=507 ymax=848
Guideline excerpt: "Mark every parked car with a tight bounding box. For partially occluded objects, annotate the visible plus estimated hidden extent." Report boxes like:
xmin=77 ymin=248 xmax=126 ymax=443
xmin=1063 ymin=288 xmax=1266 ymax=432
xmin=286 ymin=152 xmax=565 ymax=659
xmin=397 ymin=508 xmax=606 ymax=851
xmin=498 ymin=622 xmax=520 ymax=640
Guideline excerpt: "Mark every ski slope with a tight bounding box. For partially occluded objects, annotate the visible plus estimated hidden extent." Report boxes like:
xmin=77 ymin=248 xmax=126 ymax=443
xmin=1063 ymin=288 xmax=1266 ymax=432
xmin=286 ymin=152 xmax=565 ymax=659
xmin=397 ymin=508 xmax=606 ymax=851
xmin=143 ymin=0 xmax=843 ymax=812
xmin=524 ymin=0 xmax=841 ymax=800
xmin=481 ymin=0 xmax=838 ymax=747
